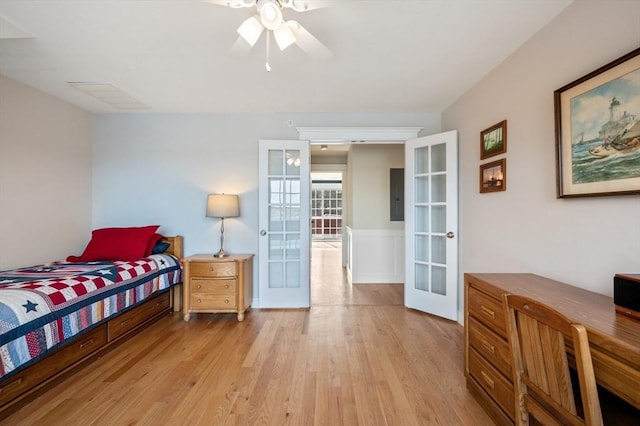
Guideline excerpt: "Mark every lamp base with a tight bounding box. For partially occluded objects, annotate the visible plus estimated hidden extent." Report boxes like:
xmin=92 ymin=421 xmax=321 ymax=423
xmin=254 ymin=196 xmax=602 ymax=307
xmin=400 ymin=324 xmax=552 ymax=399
xmin=214 ymin=249 xmax=227 ymax=258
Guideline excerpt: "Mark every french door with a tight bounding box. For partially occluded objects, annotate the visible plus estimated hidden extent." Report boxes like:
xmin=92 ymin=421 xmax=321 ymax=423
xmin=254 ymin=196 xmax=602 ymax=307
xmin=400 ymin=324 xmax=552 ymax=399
xmin=405 ymin=131 xmax=458 ymax=321
xmin=258 ymin=140 xmax=311 ymax=308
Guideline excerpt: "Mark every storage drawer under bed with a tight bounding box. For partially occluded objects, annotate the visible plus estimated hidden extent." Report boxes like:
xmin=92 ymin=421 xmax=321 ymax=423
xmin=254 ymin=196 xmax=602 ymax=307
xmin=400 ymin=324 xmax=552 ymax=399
xmin=0 ymin=325 xmax=107 ymax=406
xmin=107 ymin=291 xmax=171 ymax=341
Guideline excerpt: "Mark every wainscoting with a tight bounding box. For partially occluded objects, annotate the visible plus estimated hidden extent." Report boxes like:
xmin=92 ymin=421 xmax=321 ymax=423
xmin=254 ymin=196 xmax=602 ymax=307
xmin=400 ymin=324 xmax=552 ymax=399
xmin=345 ymin=227 xmax=404 ymax=284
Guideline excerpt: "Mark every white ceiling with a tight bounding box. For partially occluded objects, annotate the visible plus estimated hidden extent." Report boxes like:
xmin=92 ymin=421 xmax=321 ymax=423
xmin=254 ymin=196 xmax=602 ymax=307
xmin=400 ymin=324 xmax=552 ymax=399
xmin=0 ymin=0 xmax=572 ymax=114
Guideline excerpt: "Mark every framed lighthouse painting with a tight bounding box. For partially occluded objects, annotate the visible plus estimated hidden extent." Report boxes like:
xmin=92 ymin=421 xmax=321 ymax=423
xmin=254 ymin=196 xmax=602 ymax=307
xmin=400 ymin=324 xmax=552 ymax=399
xmin=555 ymin=47 xmax=640 ymax=198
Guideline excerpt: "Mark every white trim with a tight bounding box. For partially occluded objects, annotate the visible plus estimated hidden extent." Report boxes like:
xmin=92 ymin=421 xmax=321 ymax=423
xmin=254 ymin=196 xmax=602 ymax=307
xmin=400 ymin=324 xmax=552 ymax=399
xmin=297 ymin=126 xmax=423 ymax=142
xmin=311 ymin=164 xmax=348 ymax=172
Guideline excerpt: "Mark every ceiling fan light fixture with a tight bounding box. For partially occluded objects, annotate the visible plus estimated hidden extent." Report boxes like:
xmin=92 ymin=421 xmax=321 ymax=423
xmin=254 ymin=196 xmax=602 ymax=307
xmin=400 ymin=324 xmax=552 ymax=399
xmin=237 ymin=15 xmax=264 ymax=47
xmin=274 ymin=23 xmax=296 ymax=50
xmin=258 ymin=0 xmax=283 ymax=31
xmin=290 ymin=0 xmax=308 ymax=12
xmin=287 ymin=20 xmax=301 ymax=30
xmin=226 ymin=0 xmax=253 ymax=8
xmin=280 ymin=0 xmax=308 ymax=12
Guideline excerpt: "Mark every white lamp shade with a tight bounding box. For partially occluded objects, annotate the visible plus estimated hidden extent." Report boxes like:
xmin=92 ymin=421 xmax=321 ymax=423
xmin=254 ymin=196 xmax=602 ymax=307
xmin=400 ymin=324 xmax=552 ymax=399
xmin=206 ymin=194 xmax=240 ymax=218
xmin=237 ymin=15 xmax=264 ymax=47
xmin=274 ymin=22 xmax=296 ymax=50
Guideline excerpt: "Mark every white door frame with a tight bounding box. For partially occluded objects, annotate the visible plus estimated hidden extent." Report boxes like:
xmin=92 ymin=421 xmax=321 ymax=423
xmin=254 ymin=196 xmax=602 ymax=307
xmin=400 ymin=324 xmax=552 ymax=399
xmin=294 ymin=126 xmax=455 ymax=318
xmin=302 ymin=127 xmax=423 ymax=273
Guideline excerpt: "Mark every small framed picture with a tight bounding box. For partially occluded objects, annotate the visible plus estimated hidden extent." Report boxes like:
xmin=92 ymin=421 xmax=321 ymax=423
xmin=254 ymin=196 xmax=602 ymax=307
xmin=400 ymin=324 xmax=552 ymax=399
xmin=480 ymin=158 xmax=506 ymax=193
xmin=480 ymin=120 xmax=507 ymax=159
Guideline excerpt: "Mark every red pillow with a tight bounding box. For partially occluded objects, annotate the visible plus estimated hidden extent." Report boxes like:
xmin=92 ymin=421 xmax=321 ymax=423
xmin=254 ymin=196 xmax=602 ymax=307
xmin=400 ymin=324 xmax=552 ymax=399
xmin=79 ymin=225 xmax=159 ymax=261
xmin=145 ymin=233 xmax=164 ymax=256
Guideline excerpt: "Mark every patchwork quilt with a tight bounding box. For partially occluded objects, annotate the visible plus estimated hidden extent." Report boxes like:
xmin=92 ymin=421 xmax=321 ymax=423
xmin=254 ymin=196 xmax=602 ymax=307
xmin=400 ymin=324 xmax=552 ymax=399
xmin=0 ymin=254 xmax=181 ymax=380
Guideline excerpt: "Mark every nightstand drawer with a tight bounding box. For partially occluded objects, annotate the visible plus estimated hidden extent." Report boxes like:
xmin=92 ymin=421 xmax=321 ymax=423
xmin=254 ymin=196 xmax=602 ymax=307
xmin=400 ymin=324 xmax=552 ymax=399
xmin=190 ymin=261 xmax=237 ymax=278
xmin=183 ymin=254 xmax=253 ymax=322
xmin=192 ymin=278 xmax=237 ymax=294
xmin=468 ymin=286 xmax=506 ymax=336
xmin=190 ymin=293 xmax=236 ymax=309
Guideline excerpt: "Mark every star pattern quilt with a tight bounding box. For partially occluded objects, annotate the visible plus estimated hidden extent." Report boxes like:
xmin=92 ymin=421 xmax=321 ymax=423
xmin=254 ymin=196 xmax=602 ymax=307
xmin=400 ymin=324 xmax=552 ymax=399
xmin=0 ymin=254 xmax=181 ymax=380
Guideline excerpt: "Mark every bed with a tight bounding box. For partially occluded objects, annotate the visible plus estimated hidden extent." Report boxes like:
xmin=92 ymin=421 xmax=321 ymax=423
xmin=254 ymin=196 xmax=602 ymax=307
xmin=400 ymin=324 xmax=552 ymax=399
xmin=0 ymin=232 xmax=183 ymax=417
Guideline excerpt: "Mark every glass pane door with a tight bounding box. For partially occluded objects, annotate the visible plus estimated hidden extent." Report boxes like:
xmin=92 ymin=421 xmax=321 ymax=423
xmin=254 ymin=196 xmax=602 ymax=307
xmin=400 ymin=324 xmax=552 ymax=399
xmin=259 ymin=140 xmax=310 ymax=308
xmin=405 ymin=131 xmax=458 ymax=321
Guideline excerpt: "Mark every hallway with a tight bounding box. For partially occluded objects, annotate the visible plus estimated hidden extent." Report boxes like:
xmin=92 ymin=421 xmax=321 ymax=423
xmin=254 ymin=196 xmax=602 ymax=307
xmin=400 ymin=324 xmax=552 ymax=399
xmin=311 ymin=241 xmax=404 ymax=307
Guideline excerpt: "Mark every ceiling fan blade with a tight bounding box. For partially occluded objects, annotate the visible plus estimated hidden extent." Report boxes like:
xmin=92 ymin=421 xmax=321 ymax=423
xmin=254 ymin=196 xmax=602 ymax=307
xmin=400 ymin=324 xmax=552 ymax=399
xmin=287 ymin=20 xmax=332 ymax=59
xmin=231 ymin=35 xmax=255 ymax=56
xmin=201 ymin=0 xmax=255 ymax=8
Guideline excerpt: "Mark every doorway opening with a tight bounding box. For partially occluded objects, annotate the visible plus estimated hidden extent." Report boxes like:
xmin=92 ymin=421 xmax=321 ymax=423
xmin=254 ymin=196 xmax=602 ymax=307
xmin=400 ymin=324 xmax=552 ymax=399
xmin=310 ymin=171 xmax=344 ymax=305
xmin=311 ymin=172 xmax=343 ymax=242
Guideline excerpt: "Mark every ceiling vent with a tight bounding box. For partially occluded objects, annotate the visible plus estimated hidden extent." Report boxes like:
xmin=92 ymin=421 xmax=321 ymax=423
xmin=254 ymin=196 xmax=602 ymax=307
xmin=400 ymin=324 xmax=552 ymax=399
xmin=68 ymin=82 xmax=150 ymax=110
xmin=0 ymin=14 xmax=32 ymax=39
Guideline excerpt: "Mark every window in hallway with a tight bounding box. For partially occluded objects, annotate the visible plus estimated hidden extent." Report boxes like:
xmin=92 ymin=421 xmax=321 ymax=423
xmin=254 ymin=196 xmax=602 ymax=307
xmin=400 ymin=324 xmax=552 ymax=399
xmin=311 ymin=173 xmax=342 ymax=242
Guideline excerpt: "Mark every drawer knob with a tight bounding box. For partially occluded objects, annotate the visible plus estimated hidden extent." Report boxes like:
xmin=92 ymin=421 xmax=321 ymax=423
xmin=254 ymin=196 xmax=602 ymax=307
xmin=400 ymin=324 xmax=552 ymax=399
xmin=197 ymin=284 xmax=202 ymax=289
xmin=480 ymin=339 xmax=495 ymax=354
xmin=80 ymin=338 xmax=95 ymax=350
xmin=197 ymin=299 xmax=202 ymax=303
xmin=0 ymin=377 xmax=23 ymax=393
xmin=225 ymin=299 xmax=230 ymax=304
xmin=225 ymin=284 xmax=229 ymax=289
xmin=480 ymin=371 xmax=495 ymax=389
xmin=480 ymin=305 xmax=495 ymax=319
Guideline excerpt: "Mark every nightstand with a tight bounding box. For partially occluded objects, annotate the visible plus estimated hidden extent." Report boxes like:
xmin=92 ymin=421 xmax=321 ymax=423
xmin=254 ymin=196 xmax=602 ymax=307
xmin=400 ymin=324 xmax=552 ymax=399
xmin=182 ymin=254 xmax=253 ymax=322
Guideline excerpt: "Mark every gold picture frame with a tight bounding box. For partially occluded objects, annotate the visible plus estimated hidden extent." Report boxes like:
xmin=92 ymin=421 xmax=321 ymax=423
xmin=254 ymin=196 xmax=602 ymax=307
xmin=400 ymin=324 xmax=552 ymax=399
xmin=480 ymin=158 xmax=506 ymax=193
xmin=554 ymin=47 xmax=640 ymax=198
xmin=480 ymin=120 xmax=507 ymax=160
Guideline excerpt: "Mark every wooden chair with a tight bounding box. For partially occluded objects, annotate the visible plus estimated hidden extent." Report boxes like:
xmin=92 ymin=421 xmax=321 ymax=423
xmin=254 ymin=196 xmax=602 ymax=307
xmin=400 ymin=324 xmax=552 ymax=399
xmin=503 ymin=294 xmax=603 ymax=426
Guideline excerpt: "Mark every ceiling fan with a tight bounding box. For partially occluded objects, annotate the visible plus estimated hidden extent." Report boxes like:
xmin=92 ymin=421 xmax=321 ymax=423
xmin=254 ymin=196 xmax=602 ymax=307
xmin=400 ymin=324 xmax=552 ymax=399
xmin=204 ymin=0 xmax=331 ymax=71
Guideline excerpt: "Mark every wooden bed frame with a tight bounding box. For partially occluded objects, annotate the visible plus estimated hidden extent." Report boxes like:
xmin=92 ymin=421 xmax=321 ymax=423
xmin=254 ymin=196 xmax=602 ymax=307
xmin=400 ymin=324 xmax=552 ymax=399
xmin=0 ymin=235 xmax=184 ymax=419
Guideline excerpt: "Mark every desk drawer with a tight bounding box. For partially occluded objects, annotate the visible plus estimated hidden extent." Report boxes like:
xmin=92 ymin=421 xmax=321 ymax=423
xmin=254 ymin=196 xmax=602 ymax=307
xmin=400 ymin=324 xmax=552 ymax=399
xmin=469 ymin=348 xmax=514 ymax=419
xmin=468 ymin=286 xmax=506 ymax=336
xmin=468 ymin=316 xmax=512 ymax=379
xmin=190 ymin=262 xmax=237 ymax=278
xmin=591 ymin=347 xmax=640 ymax=409
xmin=190 ymin=293 xmax=237 ymax=310
xmin=192 ymin=278 xmax=237 ymax=294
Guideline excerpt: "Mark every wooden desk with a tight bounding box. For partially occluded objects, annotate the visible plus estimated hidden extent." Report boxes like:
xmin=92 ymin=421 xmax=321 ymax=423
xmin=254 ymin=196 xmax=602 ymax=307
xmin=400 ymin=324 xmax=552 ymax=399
xmin=464 ymin=273 xmax=640 ymax=424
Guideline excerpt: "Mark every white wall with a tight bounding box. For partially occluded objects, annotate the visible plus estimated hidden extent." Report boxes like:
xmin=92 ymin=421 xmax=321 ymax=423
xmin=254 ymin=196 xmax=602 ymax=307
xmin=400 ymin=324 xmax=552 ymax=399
xmin=93 ymin=112 xmax=439 ymax=298
xmin=0 ymin=75 xmax=92 ymax=269
xmin=443 ymin=0 xmax=640 ymax=298
xmin=350 ymin=144 xmax=405 ymax=230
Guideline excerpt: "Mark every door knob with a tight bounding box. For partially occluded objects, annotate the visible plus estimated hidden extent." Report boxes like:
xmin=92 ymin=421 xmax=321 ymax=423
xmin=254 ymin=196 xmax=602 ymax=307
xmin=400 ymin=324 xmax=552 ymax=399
xmin=260 ymin=230 xmax=267 ymax=236
xmin=446 ymin=232 xmax=455 ymax=239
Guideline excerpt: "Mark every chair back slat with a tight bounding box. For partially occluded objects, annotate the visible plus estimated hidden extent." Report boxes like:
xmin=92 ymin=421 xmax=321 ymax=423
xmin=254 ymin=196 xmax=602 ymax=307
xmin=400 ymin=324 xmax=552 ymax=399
xmin=504 ymin=294 xmax=603 ymax=426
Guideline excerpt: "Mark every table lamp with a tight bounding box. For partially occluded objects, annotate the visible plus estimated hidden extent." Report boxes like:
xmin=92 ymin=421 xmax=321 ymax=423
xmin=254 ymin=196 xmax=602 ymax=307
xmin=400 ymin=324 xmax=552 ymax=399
xmin=206 ymin=194 xmax=240 ymax=258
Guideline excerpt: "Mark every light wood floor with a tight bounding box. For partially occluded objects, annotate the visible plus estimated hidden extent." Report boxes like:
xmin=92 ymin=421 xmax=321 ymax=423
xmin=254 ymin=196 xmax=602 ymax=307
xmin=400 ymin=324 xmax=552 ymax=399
xmin=3 ymin=243 xmax=493 ymax=425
